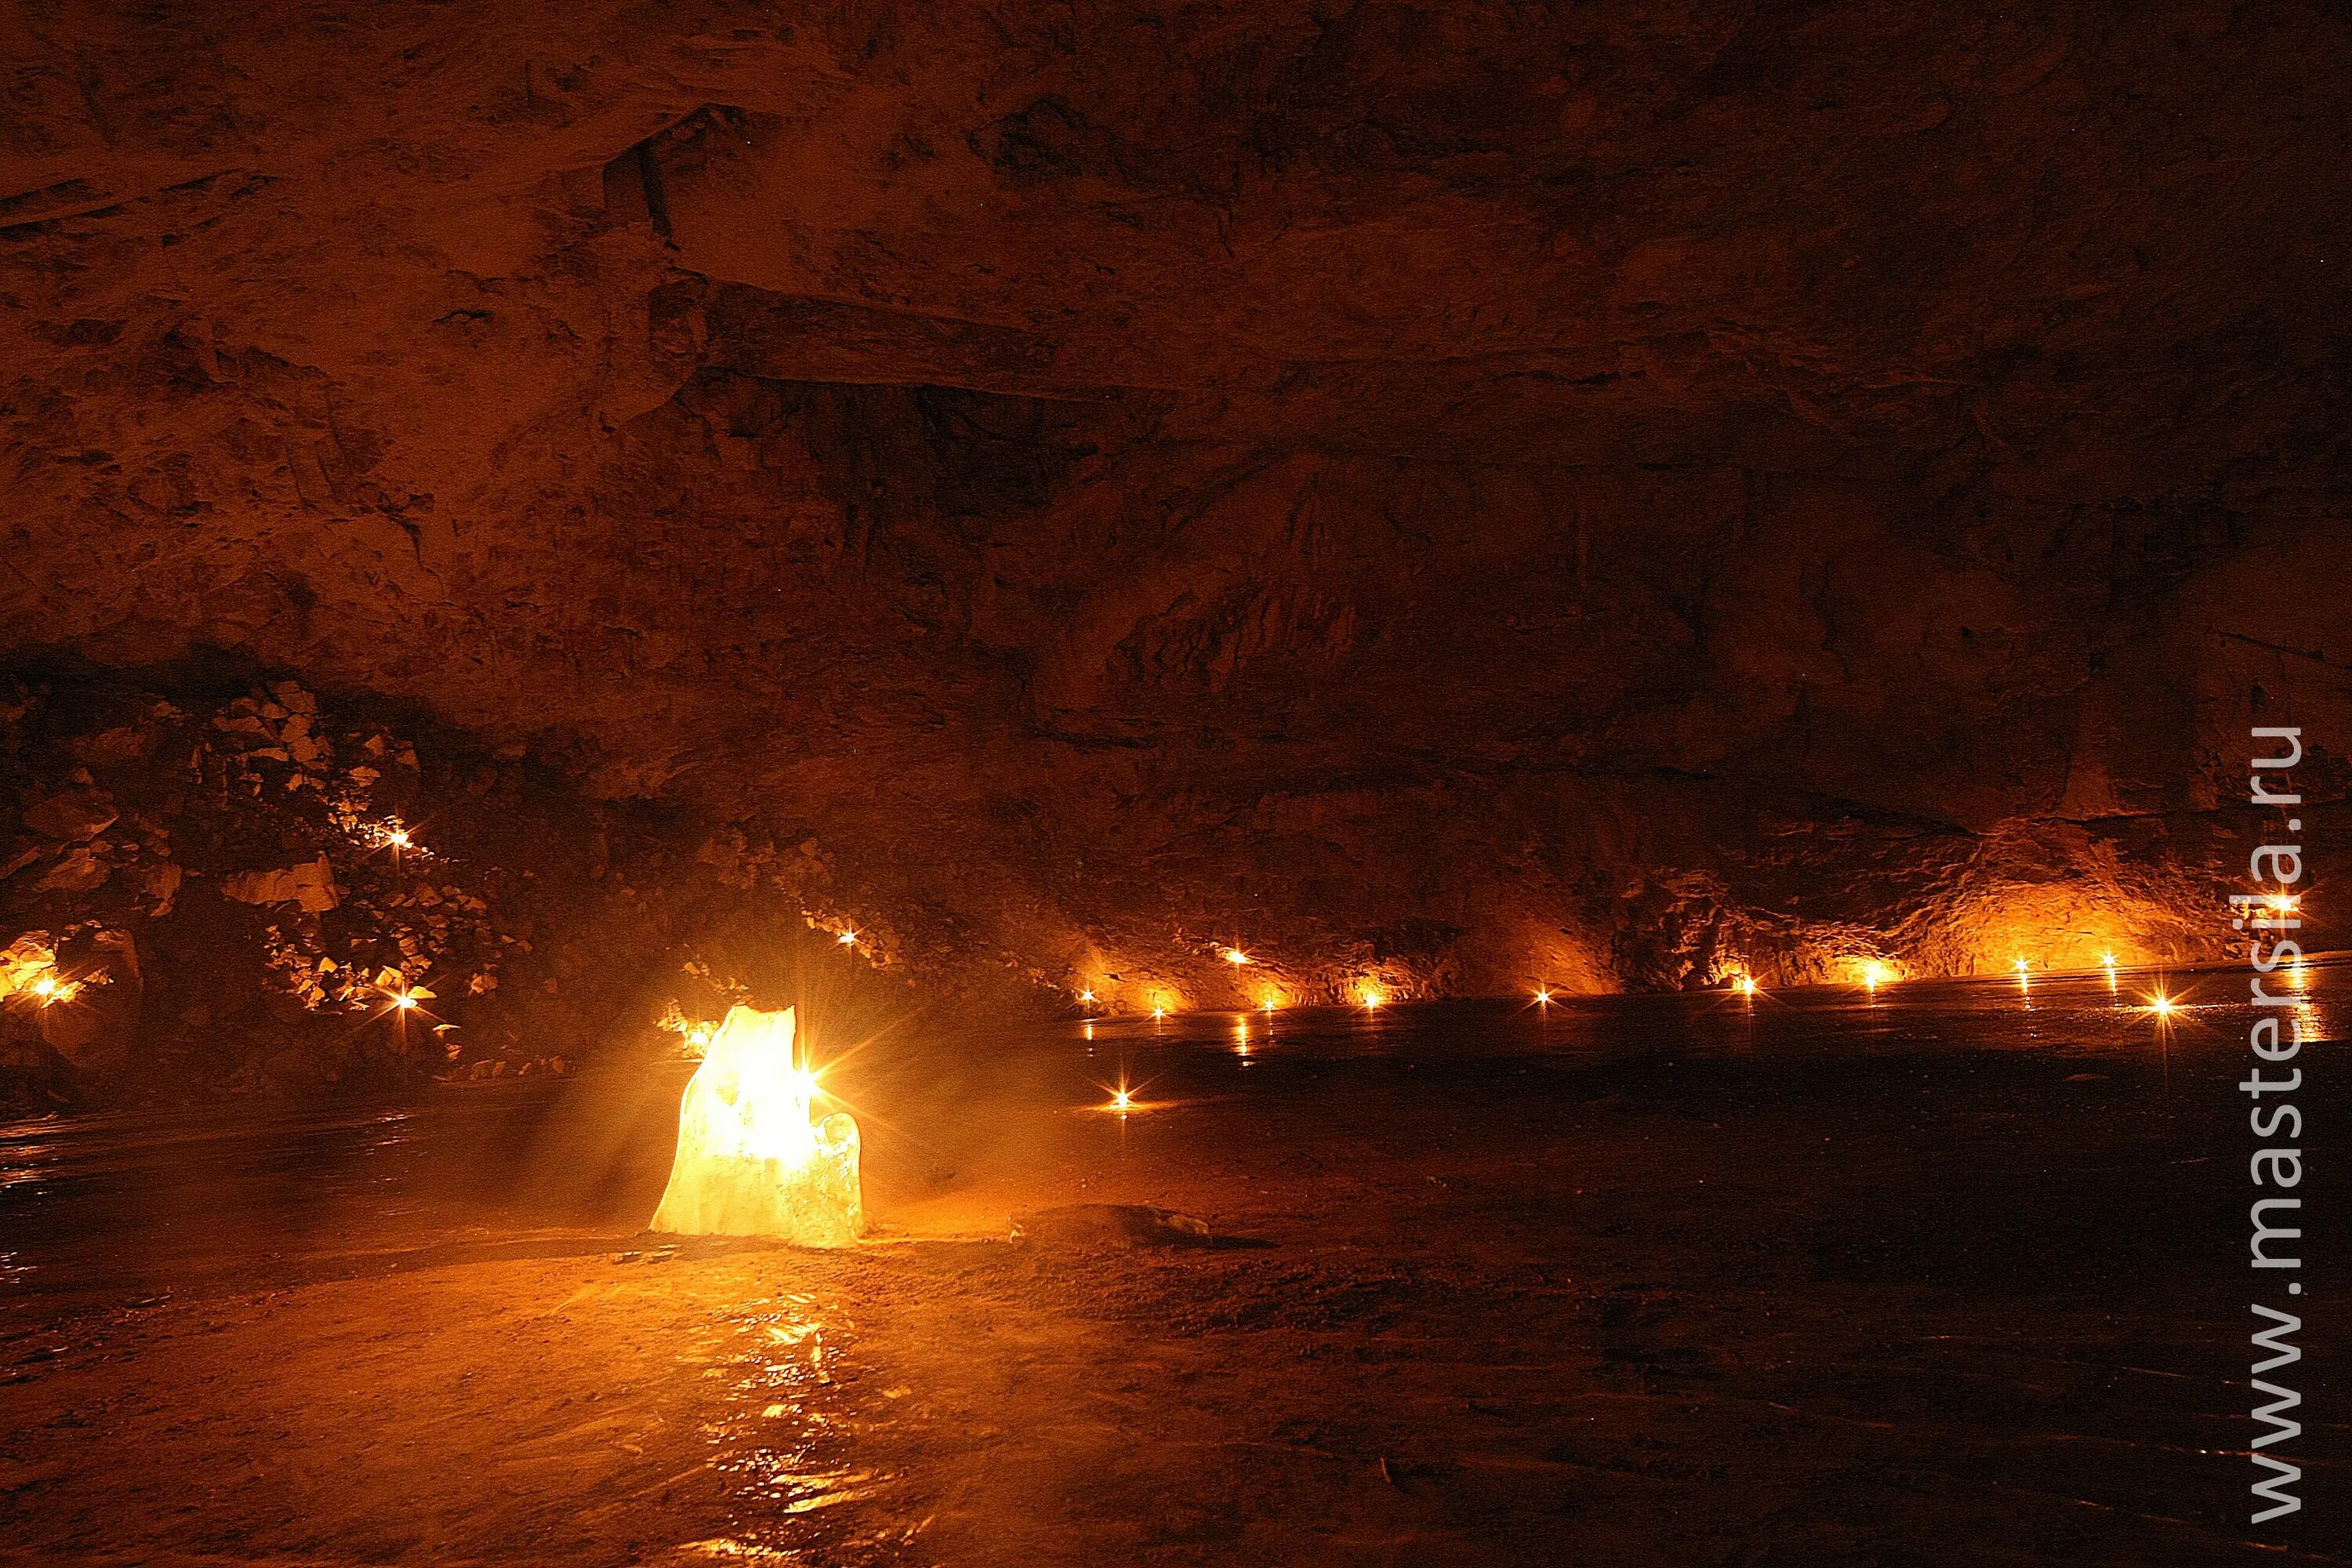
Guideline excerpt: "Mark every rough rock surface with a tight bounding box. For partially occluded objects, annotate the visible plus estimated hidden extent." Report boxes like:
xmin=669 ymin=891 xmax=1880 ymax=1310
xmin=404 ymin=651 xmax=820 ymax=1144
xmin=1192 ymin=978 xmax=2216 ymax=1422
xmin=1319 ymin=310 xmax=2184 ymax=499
xmin=4 ymin=4 xmax=2348 ymax=1014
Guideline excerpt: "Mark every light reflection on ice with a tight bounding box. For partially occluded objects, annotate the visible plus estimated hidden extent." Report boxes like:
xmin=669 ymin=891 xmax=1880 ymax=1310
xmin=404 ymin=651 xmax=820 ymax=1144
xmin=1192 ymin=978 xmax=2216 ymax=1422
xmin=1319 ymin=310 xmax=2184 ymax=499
xmin=682 ymin=1292 xmax=895 ymax=1547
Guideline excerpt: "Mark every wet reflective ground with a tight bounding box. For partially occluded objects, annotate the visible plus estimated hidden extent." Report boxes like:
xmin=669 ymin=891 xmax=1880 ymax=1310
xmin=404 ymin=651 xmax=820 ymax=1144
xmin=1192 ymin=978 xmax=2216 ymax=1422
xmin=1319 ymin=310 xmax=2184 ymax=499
xmin=2 ymin=963 xmax=2344 ymax=1565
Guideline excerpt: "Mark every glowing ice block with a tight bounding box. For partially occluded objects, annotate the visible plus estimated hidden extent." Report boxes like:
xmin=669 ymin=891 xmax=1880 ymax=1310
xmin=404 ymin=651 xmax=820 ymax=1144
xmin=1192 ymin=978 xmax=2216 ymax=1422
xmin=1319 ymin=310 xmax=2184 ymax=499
xmin=649 ymin=1004 xmax=863 ymax=1246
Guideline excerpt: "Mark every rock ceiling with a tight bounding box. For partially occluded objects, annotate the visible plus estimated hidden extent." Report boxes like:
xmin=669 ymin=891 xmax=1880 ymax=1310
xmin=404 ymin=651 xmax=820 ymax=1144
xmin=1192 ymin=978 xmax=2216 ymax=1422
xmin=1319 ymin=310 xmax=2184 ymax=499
xmin=3 ymin=2 xmax=2347 ymax=1000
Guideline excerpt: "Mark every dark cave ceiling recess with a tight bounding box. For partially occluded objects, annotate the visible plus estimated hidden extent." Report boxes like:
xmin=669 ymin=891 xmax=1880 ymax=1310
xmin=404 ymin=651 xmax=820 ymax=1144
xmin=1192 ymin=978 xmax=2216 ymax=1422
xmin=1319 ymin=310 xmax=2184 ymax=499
xmin=3 ymin=2 xmax=2347 ymax=1003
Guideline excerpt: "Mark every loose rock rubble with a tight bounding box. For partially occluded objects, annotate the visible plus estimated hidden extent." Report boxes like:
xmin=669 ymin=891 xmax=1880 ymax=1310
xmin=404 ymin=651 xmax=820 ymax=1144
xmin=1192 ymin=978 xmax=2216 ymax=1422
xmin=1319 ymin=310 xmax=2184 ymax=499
xmin=0 ymin=670 xmax=697 ymax=1106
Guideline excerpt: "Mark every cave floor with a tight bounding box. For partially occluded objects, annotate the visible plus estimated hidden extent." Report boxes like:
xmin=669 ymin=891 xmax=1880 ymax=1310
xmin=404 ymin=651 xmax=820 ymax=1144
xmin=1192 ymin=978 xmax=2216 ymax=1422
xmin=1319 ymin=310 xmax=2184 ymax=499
xmin=2 ymin=969 xmax=2343 ymax=1566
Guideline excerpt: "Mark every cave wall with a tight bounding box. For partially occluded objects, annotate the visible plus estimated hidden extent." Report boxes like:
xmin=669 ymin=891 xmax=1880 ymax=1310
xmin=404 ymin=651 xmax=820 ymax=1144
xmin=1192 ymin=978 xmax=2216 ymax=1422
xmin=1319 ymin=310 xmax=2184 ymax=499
xmin=4 ymin=2 xmax=2348 ymax=1019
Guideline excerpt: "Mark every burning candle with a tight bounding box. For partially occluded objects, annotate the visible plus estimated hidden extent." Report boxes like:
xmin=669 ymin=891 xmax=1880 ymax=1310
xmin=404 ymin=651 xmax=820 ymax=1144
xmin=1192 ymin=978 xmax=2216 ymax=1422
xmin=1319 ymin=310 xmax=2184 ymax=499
xmin=376 ymin=971 xmax=434 ymax=1016
xmin=364 ymin=820 xmax=418 ymax=857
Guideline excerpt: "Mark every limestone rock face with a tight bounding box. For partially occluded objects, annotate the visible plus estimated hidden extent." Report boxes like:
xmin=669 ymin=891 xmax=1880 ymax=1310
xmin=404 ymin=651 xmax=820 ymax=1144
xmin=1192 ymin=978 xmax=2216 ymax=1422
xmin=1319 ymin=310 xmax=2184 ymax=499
xmin=2 ymin=5 xmax=2347 ymax=1000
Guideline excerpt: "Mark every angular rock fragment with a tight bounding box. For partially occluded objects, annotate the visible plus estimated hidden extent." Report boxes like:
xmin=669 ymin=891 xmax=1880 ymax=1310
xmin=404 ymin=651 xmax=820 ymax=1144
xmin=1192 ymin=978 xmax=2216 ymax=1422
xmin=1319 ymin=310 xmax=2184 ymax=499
xmin=124 ymin=861 xmax=183 ymax=916
xmin=22 ymin=792 xmax=117 ymax=844
xmin=34 ymin=848 xmax=111 ymax=895
xmin=219 ymin=855 xmax=340 ymax=913
xmin=1008 ymin=1204 xmax=1227 ymax=1250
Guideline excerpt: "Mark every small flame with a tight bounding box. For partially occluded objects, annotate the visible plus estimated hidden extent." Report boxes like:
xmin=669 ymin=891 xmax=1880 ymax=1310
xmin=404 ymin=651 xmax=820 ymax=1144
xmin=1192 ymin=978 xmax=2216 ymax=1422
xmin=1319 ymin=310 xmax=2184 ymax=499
xmin=361 ymin=820 xmax=419 ymax=855
xmin=837 ymin=929 xmax=857 ymax=946
xmin=1224 ymin=948 xmax=1250 ymax=966
xmin=1358 ymin=982 xmax=1387 ymax=1010
xmin=1533 ymin=986 xmax=1552 ymax=1006
xmin=2146 ymin=992 xmax=2177 ymax=1017
xmin=2 ymin=942 xmax=96 ymax=1009
xmin=1737 ymin=975 xmax=1759 ymax=997
xmin=658 ymin=1000 xmax=719 ymax=1055
xmin=374 ymin=969 xmax=434 ymax=1016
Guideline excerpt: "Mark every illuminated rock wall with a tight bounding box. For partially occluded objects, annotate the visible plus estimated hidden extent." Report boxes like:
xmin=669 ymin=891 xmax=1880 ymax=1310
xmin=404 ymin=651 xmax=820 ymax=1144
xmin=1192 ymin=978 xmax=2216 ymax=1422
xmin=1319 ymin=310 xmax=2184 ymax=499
xmin=3 ymin=4 xmax=2347 ymax=1023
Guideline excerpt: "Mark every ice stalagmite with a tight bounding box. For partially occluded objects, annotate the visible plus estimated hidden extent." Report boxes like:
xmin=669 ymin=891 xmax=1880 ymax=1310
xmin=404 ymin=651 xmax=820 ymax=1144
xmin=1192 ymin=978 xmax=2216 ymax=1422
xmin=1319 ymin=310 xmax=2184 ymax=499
xmin=650 ymin=1004 xmax=863 ymax=1246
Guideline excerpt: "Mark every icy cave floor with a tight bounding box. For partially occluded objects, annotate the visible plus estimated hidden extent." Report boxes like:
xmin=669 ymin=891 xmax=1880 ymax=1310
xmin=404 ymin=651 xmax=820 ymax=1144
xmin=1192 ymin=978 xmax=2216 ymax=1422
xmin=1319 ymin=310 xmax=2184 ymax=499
xmin=2 ymin=967 xmax=2343 ymax=1566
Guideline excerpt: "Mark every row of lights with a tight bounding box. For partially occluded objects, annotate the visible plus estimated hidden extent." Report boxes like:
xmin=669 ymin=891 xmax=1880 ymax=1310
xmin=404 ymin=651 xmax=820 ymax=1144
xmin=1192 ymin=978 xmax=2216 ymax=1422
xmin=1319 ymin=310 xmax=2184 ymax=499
xmin=1080 ymin=889 xmax=2313 ymax=1021
xmin=1122 ymin=948 xmax=2163 ymax=1016
xmin=1091 ymin=908 xmax=2319 ymax=1118
xmin=1083 ymin=947 xmax=1376 ymax=1018
xmin=1127 ymin=985 xmax=1381 ymax=1019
